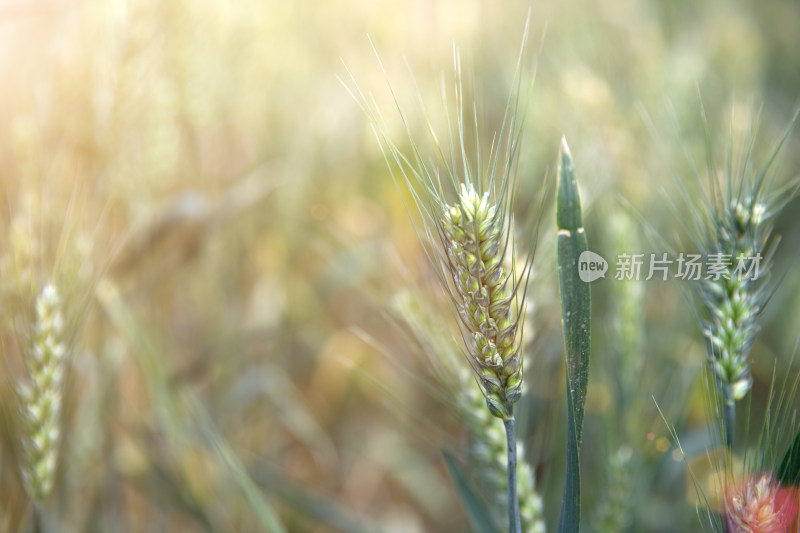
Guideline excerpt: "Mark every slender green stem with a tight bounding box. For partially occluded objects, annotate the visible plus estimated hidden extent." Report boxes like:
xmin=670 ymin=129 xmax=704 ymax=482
xmin=33 ymin=503 xmax=43 ymax=533
xmin=504 ymin=417 xmax=521 ymax=533
xmin=723 ymin=401 xmax=735 ymax=451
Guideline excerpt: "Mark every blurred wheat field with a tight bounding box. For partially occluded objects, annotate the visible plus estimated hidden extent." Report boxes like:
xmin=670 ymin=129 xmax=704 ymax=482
xmin=0 ymin=0 xmax=799 ymax=532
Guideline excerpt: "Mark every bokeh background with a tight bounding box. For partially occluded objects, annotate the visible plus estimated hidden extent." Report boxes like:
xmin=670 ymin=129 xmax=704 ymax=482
xmin=0 ymin=0 xmax=799 ymax=531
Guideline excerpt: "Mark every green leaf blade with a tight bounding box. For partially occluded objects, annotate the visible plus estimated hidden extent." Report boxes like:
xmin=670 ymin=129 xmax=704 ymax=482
xmin=184 ymin=393 xmax=288 ymax=533
xmin=777 ymin=427 xmax=800 ymax=486
xmin=442 ymin=449 xmax=499 ymax=533
xmin=556 ymin=138 xmax=591 ymax=533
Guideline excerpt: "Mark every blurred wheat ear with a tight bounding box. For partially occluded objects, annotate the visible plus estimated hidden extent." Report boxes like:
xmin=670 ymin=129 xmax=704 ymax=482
xmin=18 ymin=283 xmax=67 ymax=506
xmin=392 ymin=288 xmax=545 ymax=532
xmin=593 ymin=208 xmax=644 ymax=532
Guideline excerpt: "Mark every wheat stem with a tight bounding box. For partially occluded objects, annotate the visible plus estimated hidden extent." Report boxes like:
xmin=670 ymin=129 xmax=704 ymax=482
xmin=693 ymin=112 xmax=799 ymax=452
xmin=504 ymin=417 xmax=521 ymax=533
xmin=32 ymin=503 xmax=43 ymax=533
xmin=724 ymin=401 xmax=736 ymax=450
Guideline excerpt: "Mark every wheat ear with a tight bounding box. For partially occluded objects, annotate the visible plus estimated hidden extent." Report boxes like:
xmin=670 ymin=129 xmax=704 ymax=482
xmin=441 ymin=183 xmax=524 ymax=420
xmin=694 ymin=111 xmax=798 ymax=449
xmin=18 ymin=283 xmax=67 ymax=503
xmin=343 ymin=20 xmax=539 ymax=531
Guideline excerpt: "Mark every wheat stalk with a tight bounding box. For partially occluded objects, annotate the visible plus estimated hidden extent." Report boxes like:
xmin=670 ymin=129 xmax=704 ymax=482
xmin=655 ymin=107 xmax=800 ymax=532
xmin=343 ymin=22 xmax=540 ymax=532
xmin=689 ymin=110 xmax=798 ymax=449
xmin=462 ymin=369 xmax=545 ymax=532
xmin=440 ymin=182 xmax=529 ymax=530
